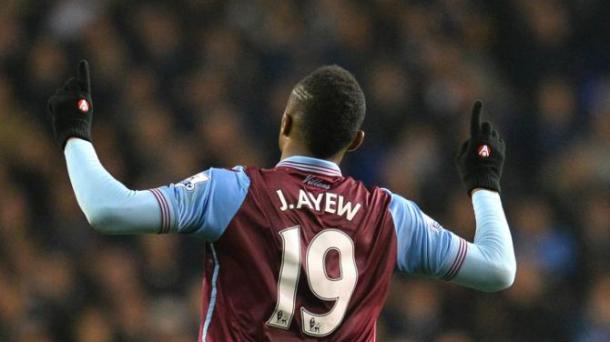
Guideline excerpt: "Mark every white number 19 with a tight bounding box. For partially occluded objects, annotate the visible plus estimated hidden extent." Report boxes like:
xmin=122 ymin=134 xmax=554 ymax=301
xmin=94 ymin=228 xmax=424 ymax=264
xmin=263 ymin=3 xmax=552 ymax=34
xmin=266 ymin=226 xmax=358 ymax=337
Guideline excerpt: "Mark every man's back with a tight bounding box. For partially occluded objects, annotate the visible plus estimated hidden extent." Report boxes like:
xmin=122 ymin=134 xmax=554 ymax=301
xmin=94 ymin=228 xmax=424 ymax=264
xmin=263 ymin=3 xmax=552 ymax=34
xmin=201 ymin=159 xmax=397 ymax=341
xmin=52 ymin=62 xmax=515 ymax=342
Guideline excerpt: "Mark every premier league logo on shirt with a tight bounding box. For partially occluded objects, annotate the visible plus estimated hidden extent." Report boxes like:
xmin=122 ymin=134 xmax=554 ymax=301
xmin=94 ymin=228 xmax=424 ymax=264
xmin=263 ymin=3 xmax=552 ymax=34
xmin=178 ymin=172 xmax=210 ymax=191
xmin=423 ymin=213 xmax=442 ymax=232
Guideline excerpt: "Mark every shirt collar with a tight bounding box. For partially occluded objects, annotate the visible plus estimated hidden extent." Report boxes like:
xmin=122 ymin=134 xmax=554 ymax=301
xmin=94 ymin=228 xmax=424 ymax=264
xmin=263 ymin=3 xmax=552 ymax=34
xmin=276 ymin=155 xmax=342 ymax=176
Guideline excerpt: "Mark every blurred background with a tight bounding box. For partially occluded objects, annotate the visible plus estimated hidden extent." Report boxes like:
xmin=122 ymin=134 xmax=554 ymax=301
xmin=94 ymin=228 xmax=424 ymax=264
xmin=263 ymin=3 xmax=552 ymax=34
xmin=0 ymin=0 xmax=609 ymax=341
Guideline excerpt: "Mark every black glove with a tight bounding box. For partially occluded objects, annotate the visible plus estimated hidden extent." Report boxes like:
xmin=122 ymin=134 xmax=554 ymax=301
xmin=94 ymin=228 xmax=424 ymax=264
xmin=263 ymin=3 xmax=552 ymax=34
xmin=455 ymin=100 xmax=505 ymax=195
xmin=48 ymin=60 xmax=93 ymax=149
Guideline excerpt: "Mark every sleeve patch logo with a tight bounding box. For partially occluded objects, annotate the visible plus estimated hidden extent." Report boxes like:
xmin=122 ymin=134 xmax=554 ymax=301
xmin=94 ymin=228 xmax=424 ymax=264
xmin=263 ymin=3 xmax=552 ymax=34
xmin=178 ymin=172 xmax=210 ymax=191
xmin=423 ymin=213 xmax=442 ymax=232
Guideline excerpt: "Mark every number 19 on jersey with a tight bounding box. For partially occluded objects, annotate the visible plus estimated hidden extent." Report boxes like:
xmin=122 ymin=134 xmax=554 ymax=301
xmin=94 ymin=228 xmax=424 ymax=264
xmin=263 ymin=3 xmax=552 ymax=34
xmin=267 ymin=226 xmax=358 ymax=337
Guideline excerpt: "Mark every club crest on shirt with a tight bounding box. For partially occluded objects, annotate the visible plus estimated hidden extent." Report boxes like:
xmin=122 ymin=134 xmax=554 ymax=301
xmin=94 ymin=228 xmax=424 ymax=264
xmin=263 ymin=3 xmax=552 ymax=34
xmin=177 ymin=172 xmax=210 ymax=191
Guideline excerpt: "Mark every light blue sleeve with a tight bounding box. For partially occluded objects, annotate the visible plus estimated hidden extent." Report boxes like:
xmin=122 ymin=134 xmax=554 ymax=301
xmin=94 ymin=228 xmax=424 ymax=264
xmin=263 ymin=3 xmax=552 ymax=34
xmin=387 ymin=192 xmax=463 ymax=278
xmin=388 ymin=190 xmax=516 ymax=292
xmin=64 ymin=138 xmax=249 ymax=241
xmin=65 ymin=139 xmax=163 ymax=234
xmin=451 ymin=190 xmax=516 ymax=292
xmin=154 ymin=167 xmax=250 ymax=240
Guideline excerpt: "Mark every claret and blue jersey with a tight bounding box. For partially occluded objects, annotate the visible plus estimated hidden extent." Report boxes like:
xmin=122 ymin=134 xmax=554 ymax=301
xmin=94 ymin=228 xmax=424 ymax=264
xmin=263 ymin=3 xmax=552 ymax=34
xmin=150 ymin=156 xmax=467 ymax=341
xmin=64 ymin=139 xmax=515 ymax=342
xmin=154 ymin=156 xmax=466 ymax=275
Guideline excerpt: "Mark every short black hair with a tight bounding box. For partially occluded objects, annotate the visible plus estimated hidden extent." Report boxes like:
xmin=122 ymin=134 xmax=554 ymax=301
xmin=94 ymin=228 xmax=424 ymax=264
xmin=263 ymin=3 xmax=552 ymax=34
xmin=291 ymin=65 xmax=366 ymax=158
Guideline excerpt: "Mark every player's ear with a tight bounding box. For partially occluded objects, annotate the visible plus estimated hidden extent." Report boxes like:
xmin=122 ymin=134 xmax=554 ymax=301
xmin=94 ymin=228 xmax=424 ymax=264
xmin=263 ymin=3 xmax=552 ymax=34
xmin=347 ymin=130 xmax=365 ymax=152
xmin=280 ymin=113 xmax=293 ymax=137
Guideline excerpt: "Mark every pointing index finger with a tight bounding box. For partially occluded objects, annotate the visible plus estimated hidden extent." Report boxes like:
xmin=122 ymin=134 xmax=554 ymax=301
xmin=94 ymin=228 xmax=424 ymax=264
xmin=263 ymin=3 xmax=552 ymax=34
xmin=77 ymin=59 xmax=90 ymax=93
xmin=471 ymin=100 xmax=482 ymax=136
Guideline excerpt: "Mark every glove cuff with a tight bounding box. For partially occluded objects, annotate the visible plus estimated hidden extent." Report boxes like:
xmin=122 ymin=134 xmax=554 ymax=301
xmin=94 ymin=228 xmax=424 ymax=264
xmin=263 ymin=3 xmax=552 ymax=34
xmin=467 ymin=174 xmax=501 ymax=196
xmin=54 ymin=119 xmax=92 ymax=150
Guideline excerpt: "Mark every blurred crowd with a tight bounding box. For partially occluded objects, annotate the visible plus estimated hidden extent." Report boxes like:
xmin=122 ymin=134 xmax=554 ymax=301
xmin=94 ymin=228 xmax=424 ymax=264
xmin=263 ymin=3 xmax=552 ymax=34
xmin=0 ymin=0 xmax=609 ymax=341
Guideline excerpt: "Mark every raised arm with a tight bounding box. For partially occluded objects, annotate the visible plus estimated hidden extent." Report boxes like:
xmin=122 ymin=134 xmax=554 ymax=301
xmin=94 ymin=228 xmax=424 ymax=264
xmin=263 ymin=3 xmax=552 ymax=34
xmin=390 ymin=101 xmax=515 ymax=292
xmin=47 ymin=60 xmax=163 ymax=234
xmin=64 ymin=138 xmax=162 ymax=233
xmin=451 ymin=189 xmax=515 ymax=291
xmin=388 ymin=190 xmax=515 ymax=292
xmin=48 ymin=61 xmax=249 ymax=238
xmin=451 ymin=101 xmax=516 ymax=289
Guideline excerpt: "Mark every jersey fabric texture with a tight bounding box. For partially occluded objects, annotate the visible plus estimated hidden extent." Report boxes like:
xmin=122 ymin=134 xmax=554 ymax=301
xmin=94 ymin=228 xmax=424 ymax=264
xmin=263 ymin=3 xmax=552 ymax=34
xmin=152 ymin=156 xmax=466 ymax=341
